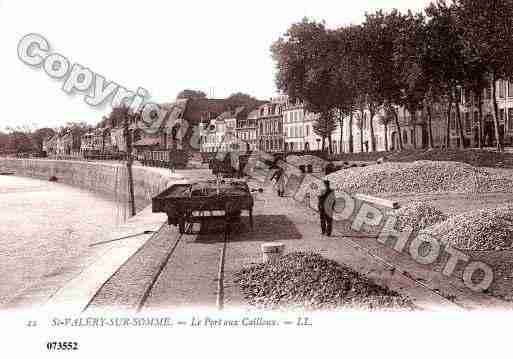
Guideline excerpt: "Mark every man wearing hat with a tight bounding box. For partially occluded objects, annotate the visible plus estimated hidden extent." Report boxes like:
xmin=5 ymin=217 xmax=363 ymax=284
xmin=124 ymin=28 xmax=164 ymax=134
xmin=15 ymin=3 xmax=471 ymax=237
xmin=318 ymin=179 xmax=335 ymax=236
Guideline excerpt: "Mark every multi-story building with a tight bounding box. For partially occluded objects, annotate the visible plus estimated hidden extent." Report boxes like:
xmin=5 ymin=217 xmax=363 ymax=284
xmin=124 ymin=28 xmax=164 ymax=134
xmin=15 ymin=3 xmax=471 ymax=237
xmin=199 ymin=107 xmax=248 ymax=153
xmin=199 ymin=119 xmax=217 ymax=153
xmin=454 ymin=80 xmax=513 ymax=147
xmin=283 ymin=99 xmax=346 ymax=153
xmin=55 ymin=130 xmax=74 ymax=156
xmin=80 ymin=128 xmax=112 ymax=153
xmin=236 ymin=108 xmax=259 ymax=151
xmin=283 ymin=100 xmax=321 ymax=152
xmin=43 ymin=134 xmax=59 ymax=156
xmin=256 ymin=101 xmax=284 ymax=153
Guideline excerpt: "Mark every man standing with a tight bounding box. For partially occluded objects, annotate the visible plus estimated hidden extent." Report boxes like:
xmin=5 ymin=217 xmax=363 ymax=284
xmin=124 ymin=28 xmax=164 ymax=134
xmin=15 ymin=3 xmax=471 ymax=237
xmin=270 ymin=167 xmax=286 ymax=197
xmin=318 ymin=179 xmax=335 ymax=236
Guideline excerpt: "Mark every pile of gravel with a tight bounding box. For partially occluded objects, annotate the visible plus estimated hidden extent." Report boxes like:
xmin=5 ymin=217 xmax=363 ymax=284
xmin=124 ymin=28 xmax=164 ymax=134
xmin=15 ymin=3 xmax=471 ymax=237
xmin=393 ymin=202 xmax=448 ymax=232
xmin=423 ymin=206 xmax=513 ymax=251
xmin=387 ymin=148 xmax=513 ymax=169
xmin=286 ymin=155 xmax=327 ymax=171
xmin=326 ymin=160 xmax=513 ymax=195
xmin=233 ymin=252 xmax=414 ymax=311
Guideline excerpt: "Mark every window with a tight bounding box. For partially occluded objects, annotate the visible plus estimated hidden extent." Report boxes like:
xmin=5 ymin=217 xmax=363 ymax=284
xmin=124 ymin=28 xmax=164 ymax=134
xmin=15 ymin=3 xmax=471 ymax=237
xmin=450 ymin=113 xmax=456 ymax=130
xmin=500 ymin=109 xmax=505 ymax=124
xmin=465 ymin=113 xmax=471 ymax=133
xmin=306 ymin=125 xmax=310 ymax=136
xmin=474 ymin=111 xmax=479 ymax=124
xmin=499 ymin=81 xmax=505 ymax=98
xmin=509 ymin=82 xmax=513 ymax=98
xmin=485 ymin=84 xmax=492 ymax=100
xmin=456 ymin=88 xmax=462 ymax=104
xmin=509 ymin=109 xmax=513 ymax=130
xmin=403 ymin=130 xmax=408 ymax=145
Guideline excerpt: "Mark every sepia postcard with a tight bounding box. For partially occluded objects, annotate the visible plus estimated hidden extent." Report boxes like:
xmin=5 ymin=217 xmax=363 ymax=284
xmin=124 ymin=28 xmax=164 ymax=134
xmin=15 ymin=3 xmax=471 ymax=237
xmin=1 ymin=0 xmax=513 ymax=357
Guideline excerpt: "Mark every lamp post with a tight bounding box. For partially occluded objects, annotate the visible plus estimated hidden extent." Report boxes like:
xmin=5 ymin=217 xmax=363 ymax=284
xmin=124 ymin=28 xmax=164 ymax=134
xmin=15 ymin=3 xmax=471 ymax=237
xmin=123 ymin=113 xmax=136 ymax=217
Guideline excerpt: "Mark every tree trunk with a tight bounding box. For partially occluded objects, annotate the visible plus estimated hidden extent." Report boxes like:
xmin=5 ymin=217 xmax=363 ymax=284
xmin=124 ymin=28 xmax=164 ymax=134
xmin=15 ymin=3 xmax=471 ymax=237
xmin=410 ymin=108 xmax=417 ymax=149
xmin=391 ymin=109 xmax=404 ymax=150
xmin=478 ymin=93 xmax=483 ymax=149
xmin=454 ymin=97 xmax=466 ymax=150
xmin=339 ymin=118 xmax=344 ymax=154
xmin=359 ymin=109 xmax=365 ymax=153
xmin=329 ymin=134 xmax=333 ymax=154
xmin=321 ymin=136 xmax=326 ymax=152
xmin=446 ymin=98 xmax=453 ymax=149
xmin=348 ymin=112 xmax=354 ymax=153
xmin=359 ymin=123 xmax=364 ymax=153
xmin=384 ymin=123 xmax=389 ymax=152
xmin=492 ymin=73 xmax=503 ymax=152
xmin=426 ymin=103 xmax=434 ymax=149
xmin=369 ymin=110 xmax=376 ymax=152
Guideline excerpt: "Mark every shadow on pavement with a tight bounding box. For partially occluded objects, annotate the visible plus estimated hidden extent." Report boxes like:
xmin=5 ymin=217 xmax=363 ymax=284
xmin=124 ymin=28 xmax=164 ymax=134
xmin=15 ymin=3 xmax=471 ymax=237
xmin=191 ymin=215 xmax=302 ymax=243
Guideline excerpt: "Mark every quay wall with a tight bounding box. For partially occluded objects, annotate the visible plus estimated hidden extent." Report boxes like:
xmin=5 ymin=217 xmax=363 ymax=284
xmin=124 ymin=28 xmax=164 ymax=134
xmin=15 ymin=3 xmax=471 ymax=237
xmin=0 ymin=158 xmax=180 ymax=209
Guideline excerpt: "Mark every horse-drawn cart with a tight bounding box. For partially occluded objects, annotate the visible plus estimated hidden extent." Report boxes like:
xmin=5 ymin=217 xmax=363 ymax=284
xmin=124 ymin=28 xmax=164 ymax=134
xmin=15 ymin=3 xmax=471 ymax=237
xmin=152 ymin=180 xmax=254 ymax=234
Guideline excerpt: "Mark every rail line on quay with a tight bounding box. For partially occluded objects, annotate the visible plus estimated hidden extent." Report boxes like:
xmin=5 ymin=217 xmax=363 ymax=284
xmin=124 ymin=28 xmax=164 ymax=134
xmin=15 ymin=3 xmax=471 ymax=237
xmin=134 ymin=223 xmax=192 ymax=313
xmin=131 ymin=221 xmax=231 ymax=313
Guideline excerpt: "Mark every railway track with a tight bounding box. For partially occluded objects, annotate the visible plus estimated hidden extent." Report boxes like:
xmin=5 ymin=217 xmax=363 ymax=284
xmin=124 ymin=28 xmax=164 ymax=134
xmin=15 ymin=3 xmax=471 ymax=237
xmin=134 ymin=223 xmax=192 ymax=313
xmin=131 ymin=220 xmax=231 ymax=313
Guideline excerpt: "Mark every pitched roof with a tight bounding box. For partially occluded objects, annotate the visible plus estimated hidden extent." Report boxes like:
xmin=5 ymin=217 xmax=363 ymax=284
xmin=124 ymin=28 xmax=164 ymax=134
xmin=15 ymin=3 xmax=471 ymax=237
xmin=133 ymin=137 xmax=160 ymax=147
xmin=162 ymin=99 xmax=188 ymax=129
xmin=247 ymin=109 xmax=260 ymax=120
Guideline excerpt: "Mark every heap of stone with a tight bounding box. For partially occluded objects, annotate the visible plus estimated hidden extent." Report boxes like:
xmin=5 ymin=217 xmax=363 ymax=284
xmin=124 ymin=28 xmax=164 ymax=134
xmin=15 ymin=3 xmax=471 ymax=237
xmin=233 ymin=252 xmax=414 ymax=311
xmin=423 ymin=205 xmax=513 ymax=251
xmin=387 ymin=148 xmax=513 ymax=168
xmin=393 ymin=202 xmax=448 ymax=232
xmin=326 ymin=160 xmax=513 ymax=195
xmin=286 ymin=155 xmax=327 ymax=171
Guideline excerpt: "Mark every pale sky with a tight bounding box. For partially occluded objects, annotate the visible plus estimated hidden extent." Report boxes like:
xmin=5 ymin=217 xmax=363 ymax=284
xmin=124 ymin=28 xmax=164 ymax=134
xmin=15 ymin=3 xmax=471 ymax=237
xmin=0 ymin=0 xmax=432 ymax=131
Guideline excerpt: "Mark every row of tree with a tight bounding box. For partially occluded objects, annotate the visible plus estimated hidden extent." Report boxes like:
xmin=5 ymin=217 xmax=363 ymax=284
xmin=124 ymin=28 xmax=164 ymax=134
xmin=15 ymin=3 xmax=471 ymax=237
xmin=271 ymin=0 xmax=513 ymax=152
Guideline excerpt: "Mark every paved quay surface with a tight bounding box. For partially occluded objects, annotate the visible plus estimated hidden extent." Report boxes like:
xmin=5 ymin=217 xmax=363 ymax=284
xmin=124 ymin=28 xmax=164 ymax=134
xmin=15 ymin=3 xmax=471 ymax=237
xmin=91 ymin=175 xmax=504 ymax=313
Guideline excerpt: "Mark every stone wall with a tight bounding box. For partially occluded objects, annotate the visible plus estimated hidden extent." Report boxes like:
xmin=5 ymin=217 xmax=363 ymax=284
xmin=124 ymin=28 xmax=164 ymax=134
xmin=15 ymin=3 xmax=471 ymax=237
xmin=0 ymin=158 xmax=180 ymax=209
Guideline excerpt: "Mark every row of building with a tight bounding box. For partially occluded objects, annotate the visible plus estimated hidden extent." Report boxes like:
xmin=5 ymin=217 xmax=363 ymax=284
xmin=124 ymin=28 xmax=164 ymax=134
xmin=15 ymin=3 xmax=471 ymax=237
xmin=43 ymin=98 xmax=229 ymax=156
xmin=200 ymin=80 xmax=513 ymax=154
xmin=43 ymin=130 xmax=81 ymax=156
xmin=43 ymin=80 xmax=513 ymax=157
